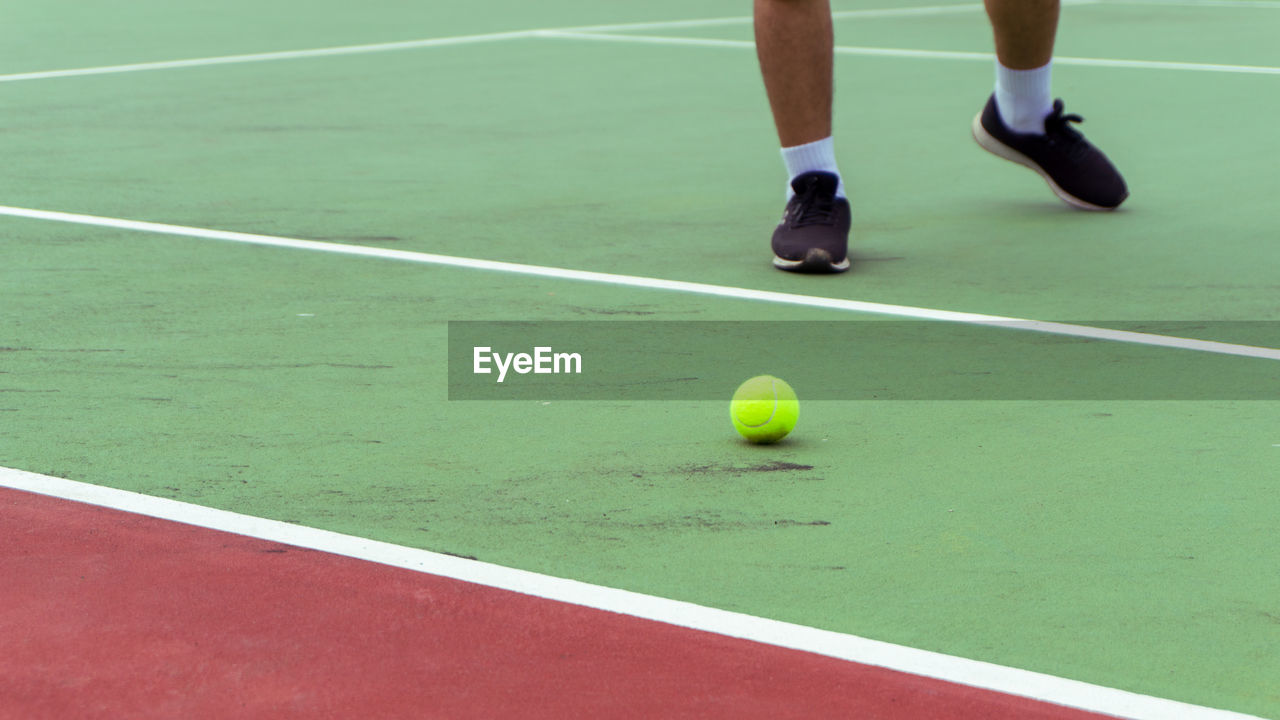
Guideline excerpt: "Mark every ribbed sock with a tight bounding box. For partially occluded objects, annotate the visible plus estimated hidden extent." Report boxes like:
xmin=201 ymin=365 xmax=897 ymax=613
xmin=781 ymin=136 xmax=846 ymax=199
xmin=994 ymin=61 xmax=1054 ymax=135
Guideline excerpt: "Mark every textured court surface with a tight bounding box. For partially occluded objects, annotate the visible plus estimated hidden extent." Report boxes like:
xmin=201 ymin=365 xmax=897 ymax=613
xmin=2 ymin=1 xmax=1278 ymax=717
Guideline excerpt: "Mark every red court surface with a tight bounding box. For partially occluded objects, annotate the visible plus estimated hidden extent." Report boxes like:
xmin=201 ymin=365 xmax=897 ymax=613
xmin=0 ymin=487 xmax=1118 ymax=720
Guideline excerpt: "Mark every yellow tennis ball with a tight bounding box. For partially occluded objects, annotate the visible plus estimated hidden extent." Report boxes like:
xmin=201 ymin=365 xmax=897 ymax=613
xmin=730 ymin=375 xmax=798 ymax=444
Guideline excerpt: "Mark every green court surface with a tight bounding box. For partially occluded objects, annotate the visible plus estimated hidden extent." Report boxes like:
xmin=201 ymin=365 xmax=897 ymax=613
xmin=2 ymin=1 xmax=1278 ymax=717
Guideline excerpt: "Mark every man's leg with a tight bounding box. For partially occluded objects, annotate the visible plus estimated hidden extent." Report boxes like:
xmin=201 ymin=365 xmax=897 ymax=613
xmin=755 ymin=0 xmax=834 ymax=149
xmin=986 ymin=0 xmax=1059 ymax=70
xmin=987 ymin=0 xmax=1058 ymax=132
xmin=755 ymin=0 xmax=852 ymax=273
xmin=974 ymin=0 xmax=1129 ymax=209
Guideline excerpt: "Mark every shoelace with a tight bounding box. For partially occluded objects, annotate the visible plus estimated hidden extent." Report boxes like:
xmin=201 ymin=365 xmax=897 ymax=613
xmin=1042 ymin=99 xmax=1089 ymax=158
xmin=791 ymin=180 xmax=838 ymax=227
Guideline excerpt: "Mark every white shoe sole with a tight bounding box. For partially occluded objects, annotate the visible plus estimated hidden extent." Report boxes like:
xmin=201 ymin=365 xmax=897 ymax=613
xmin=773 ymin=248 xmax=851 ymax=274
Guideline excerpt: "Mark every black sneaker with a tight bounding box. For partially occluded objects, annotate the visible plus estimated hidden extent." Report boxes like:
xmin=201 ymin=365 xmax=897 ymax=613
xmin=771 ymin=171 xmax=852 ymax=273
xmin=972 ymin=95 xmax=1128 ymax=210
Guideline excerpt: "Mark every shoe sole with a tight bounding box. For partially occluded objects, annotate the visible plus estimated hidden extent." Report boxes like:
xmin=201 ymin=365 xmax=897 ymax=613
xmin=772 ymin=248 xmax=851 ymax=274
xmin=970 ymin=112 xmax=1117 ymax=212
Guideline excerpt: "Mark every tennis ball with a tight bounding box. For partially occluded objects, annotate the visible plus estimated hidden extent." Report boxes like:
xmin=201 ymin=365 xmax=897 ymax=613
xmin=730 ymin=375 xmax=798 ymax=444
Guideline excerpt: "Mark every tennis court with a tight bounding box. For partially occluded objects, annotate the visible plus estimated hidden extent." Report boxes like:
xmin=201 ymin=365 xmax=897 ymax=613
xmin=2 ymin=1 xmax=1278 ymax=717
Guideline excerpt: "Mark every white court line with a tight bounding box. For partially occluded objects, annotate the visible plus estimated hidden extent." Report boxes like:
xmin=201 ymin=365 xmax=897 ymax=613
xmin=1 ymin=0 xmax=1270 ymax=84
xmin=560 ymin=2 xmax=1005 ymax=33
xmin=0 ymin=5 xmax=1001 ymax=84
xmin=1106 ymin=0 xmax=1280 ymax=7
xmin=540 ymin=30 xmax=1280 ymax=75
xmin=0 ymin=29 xmax=540 ymax=83
xmin=2 ymin=203 xmax=1279 ymax=362
xmin=0 ymin=468 xmax=1267 ymax=720
xmin=571 ymin=0 xmax=1280 ymax=32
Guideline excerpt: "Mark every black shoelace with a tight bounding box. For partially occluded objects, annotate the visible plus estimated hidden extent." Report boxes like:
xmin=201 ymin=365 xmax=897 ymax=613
xmin=791 ymin=180 xmax=838 ymax=228
xmin=1043 ymin=99 xmax=1090 ymax=158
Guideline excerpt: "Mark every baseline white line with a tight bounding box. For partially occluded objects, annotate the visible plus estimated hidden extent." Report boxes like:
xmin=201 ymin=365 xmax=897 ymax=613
xmin=0 ymin=4 xmax=1002 ymax=84
xmin=1 ymin=0 xmax=1270 ymax=85
xmin=1106 ymin=0 xmax=1280 ymax=8
xmin=20 ymin=0 xmax=1252 ymax=86
xmin=560 ymin=2 xmax=998 ymax=34
xmin=3 ymin=204 xmax=1279 ymax=362
xmin=0 ymin=30 xmax=539 ymax=83
xmin=570 ymin=0 xmax=1280 ymax=35
xmin=541 ymin=30 xmax=1280 ymax=75
xmin=537 ymin=30 xmax=998 ymax=63
xmin=0 ymin=468 xmax=1265 ymax=720
xmin=1052 ymin=55 xmax=1280 ymax=74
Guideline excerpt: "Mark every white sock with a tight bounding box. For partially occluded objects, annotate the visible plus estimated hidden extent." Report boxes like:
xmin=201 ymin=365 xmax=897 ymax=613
xmin=781 ymin=136 xmax=846 ymax=199
xmin=994 ymin=61 xmax=1054 ymax=135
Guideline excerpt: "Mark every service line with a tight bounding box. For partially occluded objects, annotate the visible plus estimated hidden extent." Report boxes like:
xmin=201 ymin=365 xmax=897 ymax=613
xmin=2 ymin=203 xmax=1278 ymax=363
xmin=540 ymin=30 xmax=1280 ymax=76
xmin=7 ymin=0 xmax=1274 ymax=85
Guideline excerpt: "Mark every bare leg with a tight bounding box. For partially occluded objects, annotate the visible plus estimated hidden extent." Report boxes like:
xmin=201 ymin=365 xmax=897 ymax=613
xmin=984 ymin=0 xmax=1059 ymax=69
xmin=756 ymin=0 xmax=851 ymax=274
xmin=754 ymin=0 xmax=833 ymax=148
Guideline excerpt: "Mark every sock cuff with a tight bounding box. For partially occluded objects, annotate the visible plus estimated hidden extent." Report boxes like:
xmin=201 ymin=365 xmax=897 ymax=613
xmin=781 ymin=136 xmax=846 ymax=199
xmin=994 ymin=61 xmax=1054 ymax=134
xmin=782 ymin=136 xmax=837 ymax=172
xmin=995 ymin=60 xmax=1053 ymax=93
